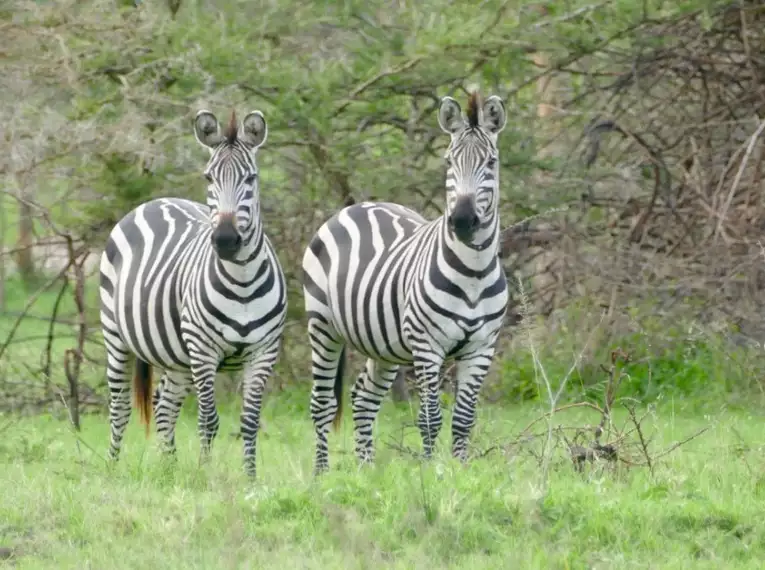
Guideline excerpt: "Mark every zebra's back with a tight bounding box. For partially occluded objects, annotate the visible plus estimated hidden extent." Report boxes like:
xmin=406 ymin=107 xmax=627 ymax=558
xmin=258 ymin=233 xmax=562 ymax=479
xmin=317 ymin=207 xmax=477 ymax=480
xmin=303 ymin=201 xmax=434 ymax=363
xmin=100 ymin=197 xmax=212 ymax=372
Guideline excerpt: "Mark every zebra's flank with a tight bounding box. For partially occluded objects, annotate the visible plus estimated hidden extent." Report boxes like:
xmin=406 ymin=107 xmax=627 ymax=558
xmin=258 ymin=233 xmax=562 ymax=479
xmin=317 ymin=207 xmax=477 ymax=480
xmin=133 ymin=358 xmax=153 ymax=438
xmin=466 ymin=90 xmax=482 ymax=129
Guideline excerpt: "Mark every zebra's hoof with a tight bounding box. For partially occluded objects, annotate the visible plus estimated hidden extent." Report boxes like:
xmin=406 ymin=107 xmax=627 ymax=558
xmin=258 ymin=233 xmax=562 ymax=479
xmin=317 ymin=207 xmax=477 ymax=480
xmin=159 ymin=448 xmax=178 ymax=461
xmin=356 ymin=453 xmax=375 ymax=467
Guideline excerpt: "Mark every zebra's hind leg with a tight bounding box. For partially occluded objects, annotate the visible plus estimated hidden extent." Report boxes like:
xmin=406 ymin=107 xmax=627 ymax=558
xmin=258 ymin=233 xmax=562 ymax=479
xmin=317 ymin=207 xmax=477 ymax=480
xmin=451 ymin=348 xmax=495 ymax=462
xmin=154 ymin=370 xmax=193 ymax=457
xmin=104 ymin=335 xmax=134 ymax=462
xmin=351 ymin=359 xmax=399 ymax=465
xmin=307 ymin=316 xmax=345 ymax=475
xmin=240 ymin=340 xmax=281 ymax=478
xmin=152 ymin=373 xmax=166 ymax=418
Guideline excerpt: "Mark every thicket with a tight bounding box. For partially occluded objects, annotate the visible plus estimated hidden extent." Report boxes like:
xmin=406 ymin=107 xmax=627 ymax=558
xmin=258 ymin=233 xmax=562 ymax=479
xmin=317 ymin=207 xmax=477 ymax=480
xmin=2 ymin=0 xmax=765 ymax=417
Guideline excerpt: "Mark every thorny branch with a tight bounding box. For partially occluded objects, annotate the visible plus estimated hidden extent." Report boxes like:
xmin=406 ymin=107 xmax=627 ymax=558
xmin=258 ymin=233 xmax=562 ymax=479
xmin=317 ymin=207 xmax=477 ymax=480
xmin=471 ymin=348 xmax=708 ymax=475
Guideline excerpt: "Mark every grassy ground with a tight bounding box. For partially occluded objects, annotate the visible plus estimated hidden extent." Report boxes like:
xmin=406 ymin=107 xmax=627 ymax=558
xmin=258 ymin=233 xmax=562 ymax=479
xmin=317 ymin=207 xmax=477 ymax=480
xmin=1 ymin=391 xmax=764 ymax=569
xmin=2 ymin=268 xmax=765 ymax=568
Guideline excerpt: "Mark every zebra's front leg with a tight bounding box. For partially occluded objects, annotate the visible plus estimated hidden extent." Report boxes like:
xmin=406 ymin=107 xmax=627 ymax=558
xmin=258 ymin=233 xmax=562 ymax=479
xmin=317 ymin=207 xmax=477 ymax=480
xmin=351 ymin=359 xmax=399 ymax=465
xmin=413 ymin=350 xmax=445 ymax=459
xmin=154 ymin=371 xmax=193 ymax=456
xmin=240 ymin=343 xmax=280 ymax=478
xmin=451 ymin=347 xmax=495 ymax=462
xmin=189 ymin=355 xmax=221 ymax=463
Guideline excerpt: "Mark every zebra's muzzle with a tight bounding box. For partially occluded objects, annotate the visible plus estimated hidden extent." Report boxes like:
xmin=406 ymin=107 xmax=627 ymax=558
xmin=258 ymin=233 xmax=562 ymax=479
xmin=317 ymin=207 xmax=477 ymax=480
xmin=211 ymin=217 xmax=242 ymax=261
xmin=448 ymin=196 xmax=480 ymax=243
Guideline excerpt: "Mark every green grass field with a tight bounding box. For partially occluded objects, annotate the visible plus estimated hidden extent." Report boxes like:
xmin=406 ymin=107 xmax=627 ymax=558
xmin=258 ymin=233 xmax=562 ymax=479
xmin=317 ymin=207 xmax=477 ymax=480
xmin=2 ymin=274 xmax=765 ymax=568
xmin=1 ymin=391 xmax=764 ymax=569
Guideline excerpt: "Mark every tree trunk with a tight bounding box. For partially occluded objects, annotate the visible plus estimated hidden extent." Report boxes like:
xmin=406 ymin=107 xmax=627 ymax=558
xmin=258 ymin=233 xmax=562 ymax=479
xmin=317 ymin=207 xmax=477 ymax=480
xmin=0 ymin=195 xmax=6 ymax=311
xmin=15 ymin=200 xmax=37 ymax=289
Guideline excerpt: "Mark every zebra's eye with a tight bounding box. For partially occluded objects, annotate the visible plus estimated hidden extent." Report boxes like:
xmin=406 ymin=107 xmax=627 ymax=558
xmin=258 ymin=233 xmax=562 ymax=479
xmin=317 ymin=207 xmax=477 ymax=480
xmin=204 ymin=173 xmax=213 ymax=183
xmin=445 ymin=157 xmax=453 ymax=168
xmin=487 ymin=158 xmax=497 ymax=169
xmin=244 ymin=174 xmax=257 ymax=186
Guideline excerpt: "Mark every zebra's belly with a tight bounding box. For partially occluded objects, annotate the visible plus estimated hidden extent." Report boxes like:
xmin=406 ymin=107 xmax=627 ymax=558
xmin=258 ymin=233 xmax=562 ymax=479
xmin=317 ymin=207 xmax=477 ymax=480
xmin=118 ymin=326 xmax=193 ymax=372
xmin=346 ymin=335 xmax=414 ymax=366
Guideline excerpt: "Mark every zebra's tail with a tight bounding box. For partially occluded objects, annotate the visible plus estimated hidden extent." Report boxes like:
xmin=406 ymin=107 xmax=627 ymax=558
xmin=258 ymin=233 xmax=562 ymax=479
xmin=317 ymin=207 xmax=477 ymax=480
xmin=332 ymin=346 xmax=346 ymax=431
xmin=133 ymin=358 xmax=153 ymax=438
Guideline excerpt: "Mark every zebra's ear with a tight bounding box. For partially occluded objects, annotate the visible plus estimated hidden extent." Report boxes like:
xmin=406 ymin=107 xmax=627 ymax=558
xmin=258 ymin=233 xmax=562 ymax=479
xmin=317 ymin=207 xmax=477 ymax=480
xmin=240 ymin=111 xmax=268 ymax=151
xmin=438 ymin=96 xmax=464 ymax=135
xmin=480 ymin=96 xmax=507 ymax=135
xmin=194 ymin=110 xmax=223 ymax=150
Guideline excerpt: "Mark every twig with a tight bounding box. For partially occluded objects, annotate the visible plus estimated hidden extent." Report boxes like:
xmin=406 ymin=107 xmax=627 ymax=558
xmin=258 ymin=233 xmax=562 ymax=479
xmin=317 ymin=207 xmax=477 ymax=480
xmin=517 ymin=272 xmax=607 ymax=492
xmin=55 ymin=390 xmax=106 ymax=465
xmin=518 ymin=402 xmax=606 ymax=436
xmin=0 ymin=263 xmax=78 ymax=362
xmin=63 ymin=241 xmax=90 ymax=433
xmin=652 ymin=427 xmax=710 ymax=461
xmin=625 ymin=404 xmax=653 ymax=475
xmin=42 ymin=277 xmax=70 ymax=389
xmin=333 ymin=57 xmax=424 ymax=117
xmin=384 ymin=439 xmax=423 ymax=459
xmin=714 ymin=117 xmax=765 ymax=242
xmin=532 ymin=2 xmax=614 ymax=30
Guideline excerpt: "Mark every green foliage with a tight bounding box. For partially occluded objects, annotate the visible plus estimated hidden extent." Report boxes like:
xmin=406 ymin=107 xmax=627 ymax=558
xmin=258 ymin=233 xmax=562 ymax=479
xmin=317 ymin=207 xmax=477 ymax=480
xmin=488 ymin=295 xmax=765 ymax=407
xmin=1 ymin=0 xmax=755 ymax=404
xmin=6 ymin=0 xmax=646 ymax=238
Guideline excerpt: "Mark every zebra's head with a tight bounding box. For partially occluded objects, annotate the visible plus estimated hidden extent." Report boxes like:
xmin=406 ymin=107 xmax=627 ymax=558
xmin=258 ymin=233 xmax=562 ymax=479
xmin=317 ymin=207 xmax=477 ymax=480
xmin=193 ymin=109 xmax=268 ymax=261
xmin=437 ymin=92 xmax=507 ymax=244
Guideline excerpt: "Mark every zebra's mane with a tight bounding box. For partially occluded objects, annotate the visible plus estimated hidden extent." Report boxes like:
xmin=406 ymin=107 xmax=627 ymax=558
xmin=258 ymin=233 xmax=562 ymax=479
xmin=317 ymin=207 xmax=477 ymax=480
xmin=223 ymin=109 xmax=238 ymax=145
xmin=466 ymin=91 xmax=482 ymax=129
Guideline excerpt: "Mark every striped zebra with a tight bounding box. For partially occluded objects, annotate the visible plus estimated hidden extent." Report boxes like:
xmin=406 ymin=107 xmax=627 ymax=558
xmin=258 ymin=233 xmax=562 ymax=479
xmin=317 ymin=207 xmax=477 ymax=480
xmin=303 ymin=92 xmax=508 ymax=473
xmin=99 ymin=109 xmax=287 ymax=477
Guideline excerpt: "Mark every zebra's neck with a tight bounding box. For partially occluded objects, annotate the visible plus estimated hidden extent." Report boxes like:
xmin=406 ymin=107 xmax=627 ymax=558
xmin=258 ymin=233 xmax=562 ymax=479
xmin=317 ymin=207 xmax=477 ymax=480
xmin=439 ymin=207 xmax=500 ymax=271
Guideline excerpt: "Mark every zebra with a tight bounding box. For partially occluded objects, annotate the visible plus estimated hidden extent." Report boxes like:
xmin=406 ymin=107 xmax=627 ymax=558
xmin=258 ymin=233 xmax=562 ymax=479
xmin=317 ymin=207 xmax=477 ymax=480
xmin=99 ymin=108 xmax=287 ymax=477
xmin=303 ymin=91 xmax=508 ymax=474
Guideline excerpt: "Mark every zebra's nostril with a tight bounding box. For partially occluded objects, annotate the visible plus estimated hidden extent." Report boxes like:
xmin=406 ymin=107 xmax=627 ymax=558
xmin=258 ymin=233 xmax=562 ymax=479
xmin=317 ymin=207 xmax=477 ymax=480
xmin=211 ymin=220 xmax=242 ymax=259
xmin=448 ymin=196 xmax=480 ymax=238
xmin=451 ymin=214 xmax=478 ymax=232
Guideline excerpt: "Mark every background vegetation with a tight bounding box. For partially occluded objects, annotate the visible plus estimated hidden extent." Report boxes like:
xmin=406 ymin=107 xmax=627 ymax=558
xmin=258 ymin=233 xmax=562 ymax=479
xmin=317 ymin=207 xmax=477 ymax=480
xmin=2 ymin=0 xmax=765 ymax=567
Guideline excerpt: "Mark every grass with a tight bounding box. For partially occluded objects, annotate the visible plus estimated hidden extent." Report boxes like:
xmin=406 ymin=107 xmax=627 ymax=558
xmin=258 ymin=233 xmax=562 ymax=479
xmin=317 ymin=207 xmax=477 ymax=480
xmin=2 ymin=275 xmax=765 ymax=568
xmin=2 ymin=261 xmax=765 ymax=568
xmin=1 ymin=391 xmax=764 ymax=569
